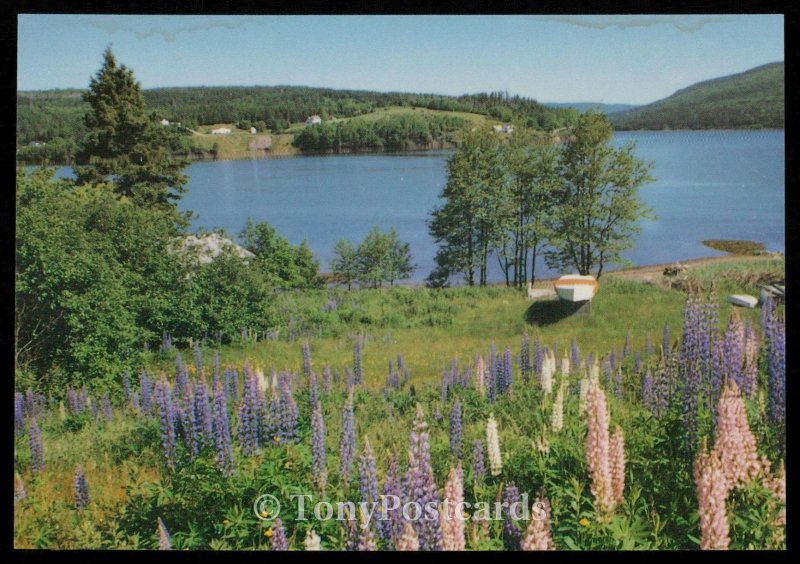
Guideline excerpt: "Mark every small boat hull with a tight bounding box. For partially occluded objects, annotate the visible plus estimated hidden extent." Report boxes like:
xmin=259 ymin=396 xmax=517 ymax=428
xmin=554 ymin=275 xmax=598 ymax=302
xmin=728 ymin=294 xmax=759 ymax=308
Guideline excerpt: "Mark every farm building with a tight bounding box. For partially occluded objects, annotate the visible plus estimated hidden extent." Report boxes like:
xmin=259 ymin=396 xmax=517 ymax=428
xmin=305 ymin=115 xmax=322 ymax=126
xmin=211 ymin=127 xmax=232 ymax=135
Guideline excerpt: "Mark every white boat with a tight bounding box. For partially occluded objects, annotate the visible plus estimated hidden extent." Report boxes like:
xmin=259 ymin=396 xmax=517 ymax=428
xmin=554 ymin=275 xmax=599 ymax=302
xmin=728 ymin=294 xmax=758 ymax=308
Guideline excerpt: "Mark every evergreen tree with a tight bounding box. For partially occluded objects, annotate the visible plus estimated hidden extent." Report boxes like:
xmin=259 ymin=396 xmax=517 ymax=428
xmin=75 ymin=47 xmax=189 ymax=209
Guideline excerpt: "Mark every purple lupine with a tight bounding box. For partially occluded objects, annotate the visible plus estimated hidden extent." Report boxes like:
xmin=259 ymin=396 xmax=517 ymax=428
xmin=193 ymin=377 xmax=214 ymax=451
xmin=73 ymin=464 xmax=90 ymax=509
xmin=226 ymin=367 xmax=239 ymax=404
xmin=398 ymin=353 xmax=410 ymax=384
xmin=642 ymin=369 xmax=655 ymax=413
xmin=237 ymin=363 xmax=261 ymax=456
xmin=29 ymin=419 xmax=44 ymax=472
xmin=353 ymin=336 xmax=363 ymax=385
xmin=407 ymin=404 xmax=443 ymax=550
xmin=339 ymin=390 xmax=357 ymax=484
xmin=501 ymin=482 xmax=522 ymax=549
xmin=633 ymin=352 xmax=641 ymax=375
xmin=383 ymin=454 xmax=405 ymax=547
xmin=15 ymin=392 xmax=24 ymax=434
xmin=266 ymin=386 xmax=281 ymax=441
xmin=322 ymin=364 xmax=332 ymax=394
xmin=521 ymin=333 xmax=531 ymax=383
xmin=387 ymin=360 xmax=399 ymax=389
xmin=345 ymin=367 xmax=355 ymax=390
xmin=161 ymin=331 xmax=173 ymax=352
xmin=609 ymin=350 xmax=617 ymax=372
xmin=279 ymin=372 xmax=298 ymax=443
xmin=662 ymin=324 xmax=671 ymax=359
xmin=25 ymin=388 xmax=36 ymax=418
xmin=766 ymin=313 xmax=786 ymax=427
xmin=154 ymin=375 xmax=177 ymax=469
xmin=533 ymin=337 xmax=544 ymax=376
xmin=90 ymin=395 xmax=99 ymax=419
xmin=309 ymin=372 xmax=319 ymax=409
xmin=157 ymin=517 xmax=172 ymax=550
xmin=175 ymin=352 xmax=188 ymax=400
xmin=67 ymin=387 xmax=79 ymax=416
xmin=122 ymin=370 xmax=132 ymax=402
xmin=741 ymin=320 xmax=759 ymax=398
xmin=271 ymin=518 xmax=289 ymax=550
xmin=680 ymin=295 xmax=702 ymax=451
xmin=450 ymin=398 xmax=462 ymax=459
xmin=359 ymin=437 xmax=385 ymax=541
xmin=311 ymin=401 xmax=327 ymax=493
xmin=472 ymin=439 xmax=485 ymax=486
xmin=181 ymin=382 xmax=197 ymax=457
xmin=623 ymin=332 xmax=631 ymax=358
xmin=441 ymin=368 xmax=449 ymax=402
xmin=487 ymin=344 xmax=497 ymax=403
xmin=722 ymin=311 xmax=745 ymax=394
xmin=212 ymin=351 xmax=220 ymax=388
xmin=571 ymin=338 xmax=581 ymax=372
xmin=503 ymin=346 xmax=513 ymax=393
xmin=450 ymin=358 xmax=458 ymax=389
xmin=302 ymin=340 xmax=313 ymax=379
xmin=212 ymin=378 xmax=235 ymax=475
xmin=139 ymin=370 xmax=153 ymax=416
xmin=101 ymin=393 xmax=113 ymax=422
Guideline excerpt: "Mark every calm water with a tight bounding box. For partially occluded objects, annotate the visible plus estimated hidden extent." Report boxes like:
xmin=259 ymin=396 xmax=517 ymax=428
xmin=47 ymin=131 xmax=785 ymax=283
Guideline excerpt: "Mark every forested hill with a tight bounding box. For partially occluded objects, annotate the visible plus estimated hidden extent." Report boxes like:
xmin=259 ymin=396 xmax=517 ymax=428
xmin=609 ymin=62 xmax=784 ymax=130
xmin=16 ymin=85 xmax=578 ymax=148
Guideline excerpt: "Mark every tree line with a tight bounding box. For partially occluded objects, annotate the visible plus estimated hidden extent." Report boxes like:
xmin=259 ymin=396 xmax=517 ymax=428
xmin=428 ymin=112 xmax=655 ymax=287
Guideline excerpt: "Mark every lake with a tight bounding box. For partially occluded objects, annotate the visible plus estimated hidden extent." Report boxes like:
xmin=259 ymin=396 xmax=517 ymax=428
xmin=47 ymin=130 xmax=785 ymax=283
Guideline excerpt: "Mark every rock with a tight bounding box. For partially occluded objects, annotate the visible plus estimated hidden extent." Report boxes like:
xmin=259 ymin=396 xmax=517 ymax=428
xmin=175 ymin=233 xmax=255 ymax=265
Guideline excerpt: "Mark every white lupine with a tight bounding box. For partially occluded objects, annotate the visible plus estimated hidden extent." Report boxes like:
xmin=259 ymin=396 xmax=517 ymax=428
xmin=541 ymin=352 xmax=554 ymax=395
xmin=589 ymin=360 xmax=600 ymax=383
xmin=475 ymin=355 xmax=485 ymax=397
xmin=486 ymin=413 xmax=502 ymax=476
xmin=256 ymin=367 xmax=268 ymax=393
xmin=560 ymin=354 xmax=571 ymax=375
xmin=269 ymin=370 xmax=278 ymax=390
xmin=551 ymin=381 xmax=565 ymax=432
xmin=304 ymin=529 xmax=321 ymax=550
xmin=535 ymin=431 xmax=550 ymax=454
xmin=579 ymin=378 xmax=590 ymax=412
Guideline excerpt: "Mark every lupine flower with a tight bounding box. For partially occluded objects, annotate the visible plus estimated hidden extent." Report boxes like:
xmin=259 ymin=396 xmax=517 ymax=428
xmin=67 ymin=387 xmax=79 ymax=416
xmin=741 ymin=320 xmax=759 ymax=398
xmin=270 ymin=518 xmax=289 ymax=550
xmin=180 ymin=382 xmax=197 ymax=457
xmin=551 ymin=380 xmax=565 ymax=433
xmin=302 ymin=340 xmax=313 ymax=379
xmin=311 ymin=401 xmax=327 ymax=494
xmin=193 ymin=378 xmax=213 ymax=450
xmin=579 ymin=377 xmax=590 ymax=412
xmin=238 ymin=364 xmax=261 ymax=455
xmin=585 ymin=381 xmax=614 ymax=516
xmin=441 ymin=465 xmax=466 ymax=550
xmin=501 ymin=482 xmax=522 ymax=549
xmin=633 ymin=352 xmax=641 ymax=375
xmin=353 ymin=336 xmax=363 ymax=385
xmin=609 ymin=425 xmax=625 ymax=506
xmin=450 ymin=398 xmax=462 ymax=459
xmin=642 ymin=370 xmax=655 ymax=413
xmin=358 ymin=437 xmax=381 ymax=540
xmin=339 ymin=390 xmax=357 ymax=484
xmin=623 ymin=332 xmax=631 ymax=358
xmin=212 ymin=378 xmax=235 ymax=475
xmin=89 ymin=396 xmax=99 ymax=419
xmin=279 ymin=372 xmax=299 ymax=443
xmin=533 ymin=338 xmax=544 ymax=376
xmin=540 ymin=351 xmax=554 ymax=395
xmin=73 ymin=463 xmax=90 ymax=509
xmin=356 ymin=505 xmax=378 ymax=551
xmin=472 ymin=439 xmax=485 ymax=486
xmin=322 ymin=364 xmax=332 ymax=394
xmin=486 ymin=413 xmax=502 ymax=477
xmin=560 ymin=353 xmax=570 ymax=375
xmin=157 ymin=517 xmax=172 ymax=550
xmin=475 ymin=355 xmax=485 ymax=397
xmin=24 ymin=388 xmax=35 ymax=418
xmin=304 ymin=529 xmax=321 ymax=551
xmin=765 ymin=312 xmax=785 ymax=427
xmin=520 ymin=495 xmax=555 ymax=550
xmin=521 ymin=333 xmax=531 ymax=383
xmin=396 ymin=521 xmax=420 ymax=551
xmin=407 ymin=404 xmax=443 ymax=550
xmin=712 ymin=379 xmax=763 ymax=490
xmin=154 ymin=375 xmax=177 ymax=469
xmin=441 ymin=368 xmax=449 ymax=402
xmin=571 ymin=338 xmax=581 ymax=372
xmin=15 ymin=392 xmax=24 ymax=434
xmin=502 ymin=346 xmax=513 ymax=394
xmin=487 ymin=345 xmax=497 ymax=402
xmin=694 ymin=438 xmax=730 ymax=550
xmin=14 ymin=473 xmax=26 ymax=502
xmin=101 ymin=393 xmax=113 ymax=422
xmin=345 ymin=367 xmax=355 ymax=390
xmin=383 ymin=454 xmax=405 ymax=547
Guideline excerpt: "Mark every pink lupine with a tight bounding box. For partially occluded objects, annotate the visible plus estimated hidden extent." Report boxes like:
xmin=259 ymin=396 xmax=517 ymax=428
xmin=396 ymin=521 xmax=420 ymax=551
xmin=694 ymin=438 xmax=730 ymax=550
xmin=441 ymin=465 xmax=466 ymax=550
xmin=585 ymin=381 xmax=614 ymax=516
xmin=609 ymin=425 xmax=626 ymax=507
xmin=520 ymin=495 xmax=555 ymax=551
xmin=712 ymin=379 xmax=763 ymax=490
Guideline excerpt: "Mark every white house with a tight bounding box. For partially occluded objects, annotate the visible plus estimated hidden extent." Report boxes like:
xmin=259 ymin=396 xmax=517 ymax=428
xmin=305 ymin=115 xmax=322 ymax=126
xmin=160 ymin=118 xmax=170 ymax=126
xmin=211 ymin=127 xmax=232 ymax=135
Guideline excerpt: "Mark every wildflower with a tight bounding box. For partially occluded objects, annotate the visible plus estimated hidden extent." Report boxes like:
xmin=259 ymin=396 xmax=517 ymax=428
xmin=29 ymin=419 xmax=44 ymax=473
xmin=585 ymin=381 xmax=614 ymax=516
xmin=339 ymin=390 xmax=357 ymax=484
xmin=358 ymin=437 xmax=381 ymax=539
xmin=193 ymin=377 xmax=213 ymax=451
xmin=302 ymin=339 xmax=313 ymax=379
xmin=521 ymin=333 xmax=531 ymax=383
xmin=571 ymin=338 xmax=581 ymax=371
xmin=212 ymin=378 xmax=235 ymax=475
xmin=475 ymin=355 xmax=485 ymax=397
xmin=441 ymin=465 xmax=466 ymax=550
xmin=270 ymin=518 xmax=289 ymax=550
xmin=450 ymin=398 xmax=462 ymax=459
xmin=407 ymin=403 xmax=443 ymax=550
xmin=278 ymin=371 xmax=298 ymax=443
xmin=356 ymin=505 xmax=377 ymax=551
xmin=157 ymin=517 xmax=172 ymax=550
xmin=237 ymin=363 xmax=261 ymax=456
xmin=694 ymin=438 xmax=730 ymax=550
xmin=311 ymin=401 xmax=327 ymax=494
xmin=521 ymin=495 xmax=555 ymax=550
xmin=501 ymin=482 xmax=522 ymax=549
xmin=609 ymin=425 xmax=625 ymax=506
xmin=579 ymin=517 xmax=590 ymax=527
xmin=396 ymin=521 xmax=420 ymax=551
xmin=383 ymin=454 xmax=405 ymax=547
xmin=541 ymin=351 xmax=554 ymax=395
xmin=154 ymin=374 xmax=177 ymax=469
xmin=486 ymin=412 xmax=502 ymax=477
xmin=73 ymin=464 xmax=90 ymax=509
xmin=712 ymin=379 xmax=763 ymax=490
xmin=472 ymin=439 xmax=485 ymax=486
xmin=353 ymin=336 xmax=364 ymax=386
xmin=551 ymin=380 xmax=565 ymax=433
xmin=560 ymin=353 xmax=570 ymax=375
xmin=304 ymin=529 xmax=321 ymax=551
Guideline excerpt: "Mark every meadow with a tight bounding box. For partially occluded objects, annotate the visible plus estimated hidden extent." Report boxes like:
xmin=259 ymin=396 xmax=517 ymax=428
xmin=13 ymin=258 xmax=786 ymax=550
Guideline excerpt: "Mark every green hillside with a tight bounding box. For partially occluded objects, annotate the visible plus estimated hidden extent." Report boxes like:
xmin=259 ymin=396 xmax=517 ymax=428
xmin=609 ymin=62 xmax=784 ymax=130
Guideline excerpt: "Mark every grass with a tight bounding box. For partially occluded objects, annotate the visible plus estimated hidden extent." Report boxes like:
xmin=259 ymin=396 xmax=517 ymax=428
xmin=701 ymin=239 xmax=766 ymax=254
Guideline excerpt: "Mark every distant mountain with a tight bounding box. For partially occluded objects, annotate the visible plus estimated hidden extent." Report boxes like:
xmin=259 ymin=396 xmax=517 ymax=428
xmin=544 ymin=102 xmax=637 ymax=114
xmin=609 ymin=62 xmax=784 ymax=130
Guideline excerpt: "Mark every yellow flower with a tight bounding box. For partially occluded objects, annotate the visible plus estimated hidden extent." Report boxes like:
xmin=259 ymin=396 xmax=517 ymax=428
xmin=265 ymin=528 xmax=273 ymax=538
xmin=260 ymin=509 xmax=269 ymax=518
xmin=579 ymin=517 xmax=590 ymax=527
xmin=223 ymin=519 xmax=229 ymax=526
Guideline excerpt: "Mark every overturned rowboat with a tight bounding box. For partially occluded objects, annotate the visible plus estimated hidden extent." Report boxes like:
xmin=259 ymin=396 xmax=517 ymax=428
xmin=553 ymin=274 xmax=599 ymax=302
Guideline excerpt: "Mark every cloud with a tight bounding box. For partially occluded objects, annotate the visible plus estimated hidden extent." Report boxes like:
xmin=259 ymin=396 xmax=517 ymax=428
xmin=531 ymin=15 xmax=735 ymax=33
xmin=89 ymin=18 xmax=251 ymax=43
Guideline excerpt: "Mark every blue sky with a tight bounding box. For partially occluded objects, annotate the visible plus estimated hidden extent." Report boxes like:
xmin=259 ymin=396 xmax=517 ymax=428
xmin=18 ymin=14 xmax=784 ymax=104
